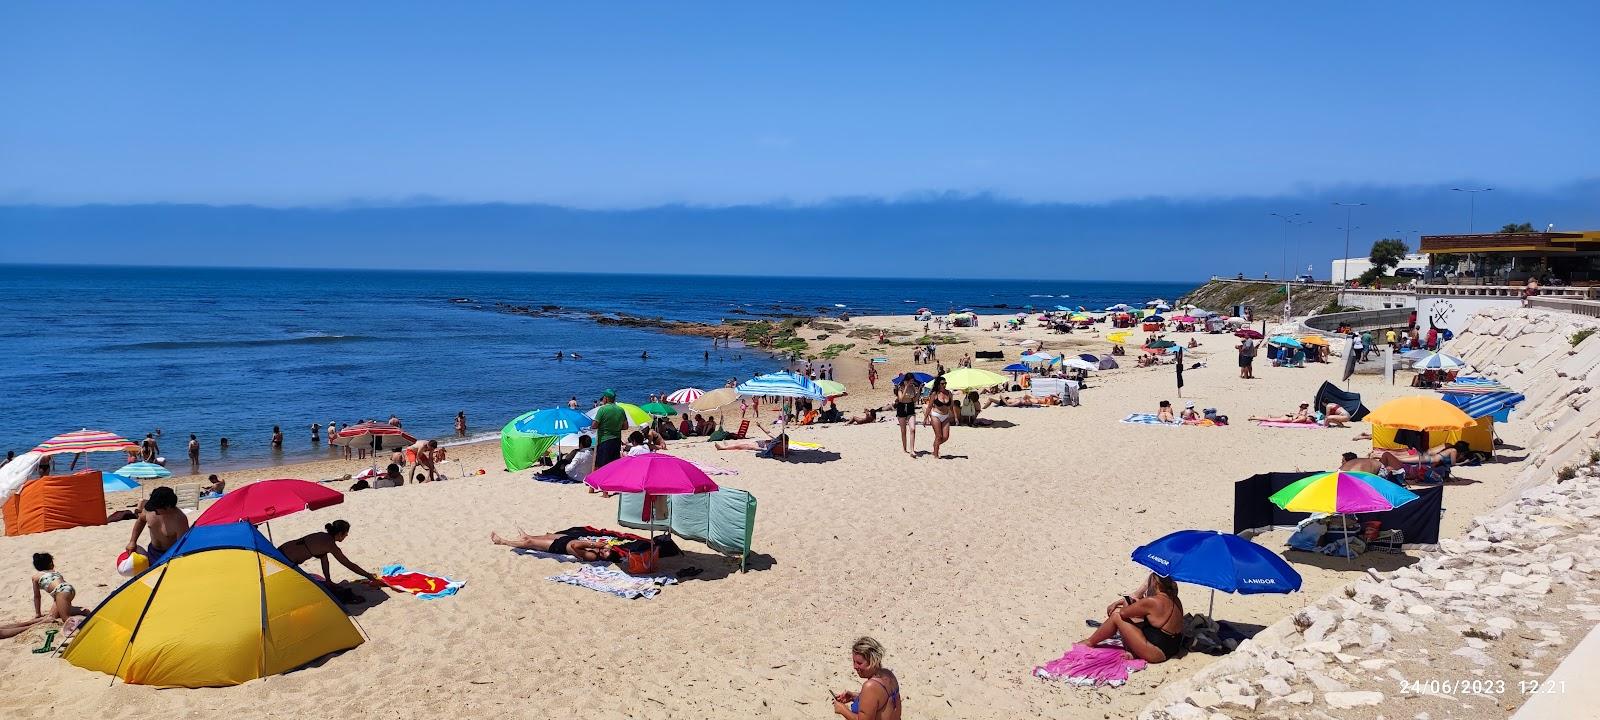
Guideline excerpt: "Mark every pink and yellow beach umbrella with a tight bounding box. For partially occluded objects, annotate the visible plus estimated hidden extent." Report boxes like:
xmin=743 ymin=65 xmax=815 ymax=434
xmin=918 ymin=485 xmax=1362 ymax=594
xmin=32 ymin=429 xmax=139 ymax=456
xmin=1268 ymin=471 xmax=1418 ymax=515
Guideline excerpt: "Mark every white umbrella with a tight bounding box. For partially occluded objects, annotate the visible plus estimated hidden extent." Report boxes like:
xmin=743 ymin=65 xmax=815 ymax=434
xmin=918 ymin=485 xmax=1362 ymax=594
xmin=1063 ymin=358 xmax=1099 ymax=372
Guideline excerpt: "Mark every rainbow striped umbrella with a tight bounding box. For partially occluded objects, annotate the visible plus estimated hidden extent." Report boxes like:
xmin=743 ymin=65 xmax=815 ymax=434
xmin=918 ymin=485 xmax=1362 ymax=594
xmin=1269 ymin=471 xmax=1418 ymax=515
xmin=32 ymin=429 xmax=139 ymax=456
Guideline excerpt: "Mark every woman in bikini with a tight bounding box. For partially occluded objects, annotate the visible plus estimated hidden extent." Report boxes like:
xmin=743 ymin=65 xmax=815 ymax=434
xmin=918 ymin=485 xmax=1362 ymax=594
xmin=893 ymin=376 xmax=922 ymax=458
xmin=924 ymin=377 xmax=957 ymax=459
xmin=277 ymin=520 xmax=382 ymax=587
xmin=1248 ymin=402 xmax=1315 ymax=424
xmin=489 ymin=530 xmax=621 ymax=562
xmin=1079 ymin=572 xmax=1185 ymax=663
xmin=832 ymin=636 xmax=902 ymax=720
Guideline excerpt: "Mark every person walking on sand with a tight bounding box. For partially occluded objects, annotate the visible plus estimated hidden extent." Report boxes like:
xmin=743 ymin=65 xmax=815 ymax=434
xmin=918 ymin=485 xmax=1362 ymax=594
xmin=924 ymin=377 xmax=956 ymax=459
xmin=591 ymin=390 xmax=627 ymax=469
xmin=867 ymin=363 xmax=878 ymax=390
xmin=894 ymin=374 xmax=923 ymax=458
xmin=1236 ymin=335 xmax=1258 ymax=379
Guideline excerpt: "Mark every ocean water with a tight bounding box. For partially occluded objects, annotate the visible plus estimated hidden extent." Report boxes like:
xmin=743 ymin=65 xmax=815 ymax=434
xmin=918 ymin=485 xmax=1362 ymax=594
xmin=0 ymin=266 xmax=1193 ymax=470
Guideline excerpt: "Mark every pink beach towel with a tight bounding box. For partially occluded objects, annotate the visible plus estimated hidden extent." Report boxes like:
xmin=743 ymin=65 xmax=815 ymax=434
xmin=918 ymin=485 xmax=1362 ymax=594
xmin=1033 ymin=644 xmax=1147 ymax=687
xmin=1256 ymin=421 xmax=1324 ymax=429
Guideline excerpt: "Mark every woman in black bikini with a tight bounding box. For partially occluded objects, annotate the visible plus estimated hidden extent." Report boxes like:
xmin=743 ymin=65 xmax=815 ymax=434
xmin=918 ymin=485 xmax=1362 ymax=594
xmin=489 ymin=529 xmax=620 ymax=562
xmin=1079 ymin=572 xmax=1185 ymax=663
xmin=277 ymin=520 xmax=382 ymax=586
xmin=893 ymin=376 xmax=922 ymax=458
xmin=923 ymin=377 xmax=957 ymax=459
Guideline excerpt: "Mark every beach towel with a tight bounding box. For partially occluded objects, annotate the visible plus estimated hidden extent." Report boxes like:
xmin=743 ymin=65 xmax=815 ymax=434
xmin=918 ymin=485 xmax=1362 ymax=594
xmin=547 ymin=564 xmax=677 ymax=599
xmin=690 ymin=462 xmax=741 ymax=476
xmin=1255 ymin=421 xmax=1324 ymax=429
xmin=1033 ymin=644 xmax=1147 ymax=687
xmin=512 ymin=547 xmax=603 ymax=564
xmin=379 ymin=564 xmax=465 ymax=600
xmin=1121 ymin=413 xmax=1179 ymax=426
xmin=532 ymin=471 xmax=580 ymax=484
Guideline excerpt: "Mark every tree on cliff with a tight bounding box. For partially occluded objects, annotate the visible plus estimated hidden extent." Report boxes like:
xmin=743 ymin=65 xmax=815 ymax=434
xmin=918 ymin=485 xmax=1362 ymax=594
xmin=1356 ymin=238 xmax=1410 ymax=284
xmin=1499 ymin=222 xmax=1535 ymax=233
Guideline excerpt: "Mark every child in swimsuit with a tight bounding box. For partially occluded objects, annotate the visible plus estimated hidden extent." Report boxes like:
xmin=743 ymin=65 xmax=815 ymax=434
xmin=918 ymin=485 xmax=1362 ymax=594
xmin=32 ymin=553 xmax=88 ymax=624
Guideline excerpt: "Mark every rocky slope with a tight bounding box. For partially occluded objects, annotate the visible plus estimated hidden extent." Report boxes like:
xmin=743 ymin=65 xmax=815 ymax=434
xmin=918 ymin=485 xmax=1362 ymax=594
xmin=1178 ymin=280 xmax=1343 ymax=321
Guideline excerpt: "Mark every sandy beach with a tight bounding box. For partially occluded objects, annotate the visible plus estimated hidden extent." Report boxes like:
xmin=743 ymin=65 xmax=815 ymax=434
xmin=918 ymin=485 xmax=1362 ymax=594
xmin=0 ymin=313 xmax=1528 ymax=719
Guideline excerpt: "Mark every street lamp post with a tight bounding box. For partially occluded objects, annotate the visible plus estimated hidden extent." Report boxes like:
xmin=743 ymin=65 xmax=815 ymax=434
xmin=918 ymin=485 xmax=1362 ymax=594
xmin=1333 ymin=202 xmax=1367 ymax=289
xmin=1451 ymin=187 xmax=1493 ymax=233
xmin=1270 ymin=212 xmax=1302 ymax=280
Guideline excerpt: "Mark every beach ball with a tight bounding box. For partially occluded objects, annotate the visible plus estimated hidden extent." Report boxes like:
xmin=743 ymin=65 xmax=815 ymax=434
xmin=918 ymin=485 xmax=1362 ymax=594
xmin=116 ymin=550 xmax=149 ymax=577
xmin=477 ymin=468 xmax=486 ymax=475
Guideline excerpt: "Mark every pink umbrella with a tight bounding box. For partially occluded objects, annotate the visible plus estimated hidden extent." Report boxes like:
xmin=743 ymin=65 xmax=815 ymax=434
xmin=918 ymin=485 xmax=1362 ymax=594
xmin=194 ymin=478 xmax=344 ymax=527
xmin=584 ymin=453 xmax=718 ymax=522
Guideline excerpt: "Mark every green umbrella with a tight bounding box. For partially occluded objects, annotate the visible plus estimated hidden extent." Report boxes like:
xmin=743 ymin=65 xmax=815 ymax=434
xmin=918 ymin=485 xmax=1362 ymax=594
xmin=814 ymin=379 xmax=847 ymax=398
xmin=641 ymin=402 xmax=677 ymax=417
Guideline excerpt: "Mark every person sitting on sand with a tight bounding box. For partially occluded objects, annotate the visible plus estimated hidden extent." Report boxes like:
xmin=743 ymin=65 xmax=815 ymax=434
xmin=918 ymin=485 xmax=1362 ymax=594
xmin=126 ymin=486 xmax=190 ymax=559
xmin=278 ymin=520 xmax=383 ymax=589
xmin=490 ymin=529 xmax=622 ymax=562
xmin=831 ymin=636 xmax=903 ymax=720
xmin=544 ymin=435 xmax=595 ymax=483
xmin=1156 ymin=400 xmax=1176 ymax=423
xmin=1178 ymin=401 xmax=1200 ymax=423
xmin=1322 ymin=403 xmax=1352 ymax=427
xmin=1339 ymin=451 xmax=1383 ymax=474
xmin=1078 ymin=572 xmax=1185 ymax=664
xmin=819 ymin=401 xmax=844 ymax=424
xmin=1249 ymin=403 xmax=1315 ymax=424
xmin=625 ymin=431 xmax=652 ymax=457
xmin=201 ymin=474 xmax=225 ymax=496
xmin=371 ymin=463 xmax=404 ymax=488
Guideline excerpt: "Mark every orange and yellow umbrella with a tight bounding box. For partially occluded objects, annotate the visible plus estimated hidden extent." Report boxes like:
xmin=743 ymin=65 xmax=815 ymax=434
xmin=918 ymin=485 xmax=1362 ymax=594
xmin=1365 ymin=396 xmax=1475 ymax=431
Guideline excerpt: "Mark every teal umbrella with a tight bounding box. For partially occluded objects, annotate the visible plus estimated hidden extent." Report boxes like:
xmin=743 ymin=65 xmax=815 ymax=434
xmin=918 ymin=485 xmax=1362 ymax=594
xmin=115 ymin=462 xmax=172 ymax=479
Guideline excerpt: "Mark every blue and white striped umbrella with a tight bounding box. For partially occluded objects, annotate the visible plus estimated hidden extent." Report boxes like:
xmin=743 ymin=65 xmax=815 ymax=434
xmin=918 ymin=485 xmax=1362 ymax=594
xmin=735 ymin=371 xmax=826 ymax=400
xmin=1413 ymin=352 xmax=1469 ymax=371
xmin=114 ymin=462 xmax=172 ymax=479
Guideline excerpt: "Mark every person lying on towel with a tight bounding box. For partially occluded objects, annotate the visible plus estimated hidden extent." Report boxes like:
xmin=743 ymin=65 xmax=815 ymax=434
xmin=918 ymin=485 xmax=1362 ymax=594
xmin=490 ymin=530 xmax=621 ymax=562
xmin=1248 ymin=403 xmax=1315 ymax=424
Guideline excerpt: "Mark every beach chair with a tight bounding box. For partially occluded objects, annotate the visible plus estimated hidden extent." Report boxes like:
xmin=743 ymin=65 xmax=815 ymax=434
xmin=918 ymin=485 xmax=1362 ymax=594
xmin=172 ymin=484 xmax=202 ymax=512
xmin=616 ymin=487 xmax=758 ymax=572
xmin=732 ymin=420 xmax=750 ymax=439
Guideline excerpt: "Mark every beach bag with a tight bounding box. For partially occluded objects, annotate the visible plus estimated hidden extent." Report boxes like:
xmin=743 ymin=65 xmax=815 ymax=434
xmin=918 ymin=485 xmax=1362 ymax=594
xmin=613 ymin=542 xmax=660 ymax=575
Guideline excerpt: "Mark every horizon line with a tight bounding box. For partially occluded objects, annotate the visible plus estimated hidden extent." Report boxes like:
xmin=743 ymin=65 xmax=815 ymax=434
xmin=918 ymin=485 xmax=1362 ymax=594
xmin=0 ymin=262 xmax=1208 ymax=285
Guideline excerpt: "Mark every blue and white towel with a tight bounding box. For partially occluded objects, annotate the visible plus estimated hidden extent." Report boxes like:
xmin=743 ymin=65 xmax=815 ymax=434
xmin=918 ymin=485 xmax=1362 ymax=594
xmin=512 ymin=547 xmax=604 ymax=564
xmin=547 ymin=564 xmax=677 ymax=600
xmin=1120 ymin=413 xmax=1180 ymax=426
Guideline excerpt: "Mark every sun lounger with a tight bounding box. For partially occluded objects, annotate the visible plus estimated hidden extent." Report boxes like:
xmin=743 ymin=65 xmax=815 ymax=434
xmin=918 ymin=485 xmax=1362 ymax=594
xmin=617 ymin=487 xmax=757 ymax=572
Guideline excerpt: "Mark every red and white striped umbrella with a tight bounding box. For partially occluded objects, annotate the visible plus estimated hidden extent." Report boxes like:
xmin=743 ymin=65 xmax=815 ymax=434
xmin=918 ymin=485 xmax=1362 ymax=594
xmin=32 ymin=429 xmax=139 ymax=456
xmin=332 ymin=422 xmax=417 ymax=450
xmin=665 ymin=388 xmax=704 ymax=405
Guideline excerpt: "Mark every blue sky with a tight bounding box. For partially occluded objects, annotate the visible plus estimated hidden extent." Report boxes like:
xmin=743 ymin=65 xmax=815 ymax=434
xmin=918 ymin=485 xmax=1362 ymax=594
xmin=2 ymin=2 xmax=1597 ymax=277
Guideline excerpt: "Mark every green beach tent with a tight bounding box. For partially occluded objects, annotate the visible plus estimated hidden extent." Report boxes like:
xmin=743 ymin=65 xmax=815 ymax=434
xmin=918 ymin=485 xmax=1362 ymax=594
xmin=501 ymin=411 xmax=558 ymax=472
